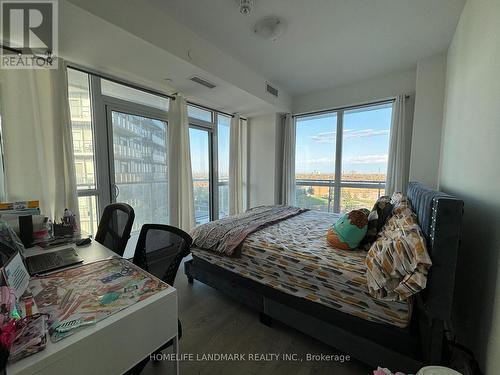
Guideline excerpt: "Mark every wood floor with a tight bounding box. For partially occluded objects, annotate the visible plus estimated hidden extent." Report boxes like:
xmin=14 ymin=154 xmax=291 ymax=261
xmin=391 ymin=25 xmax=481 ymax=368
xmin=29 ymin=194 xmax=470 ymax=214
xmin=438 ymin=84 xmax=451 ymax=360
xmin=143 ymin=258 xmax=372 ymax=375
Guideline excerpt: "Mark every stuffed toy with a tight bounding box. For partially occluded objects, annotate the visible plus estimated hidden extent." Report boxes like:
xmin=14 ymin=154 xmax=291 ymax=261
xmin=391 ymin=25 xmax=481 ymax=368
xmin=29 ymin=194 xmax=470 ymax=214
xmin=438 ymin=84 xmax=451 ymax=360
xmin=327 ymin=209 xmax=369 ymax=250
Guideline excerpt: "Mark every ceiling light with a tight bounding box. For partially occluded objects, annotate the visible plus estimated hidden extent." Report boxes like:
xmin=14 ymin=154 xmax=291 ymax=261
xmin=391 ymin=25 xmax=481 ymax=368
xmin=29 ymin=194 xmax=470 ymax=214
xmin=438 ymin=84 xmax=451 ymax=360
xmin=253 ymin=17 xmax=286 ymax=42
xmin=239 ymin=0 xmax=253 ymax=15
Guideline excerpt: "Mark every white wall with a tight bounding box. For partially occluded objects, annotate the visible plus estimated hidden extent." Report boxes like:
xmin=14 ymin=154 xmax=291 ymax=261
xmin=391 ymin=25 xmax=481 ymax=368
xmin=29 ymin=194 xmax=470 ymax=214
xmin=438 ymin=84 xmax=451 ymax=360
xmin=438 ymin=0 xmax=500 ymax=372
xmin=64 ymin=0 xmax=291 ymax=114
xmin=59 ymin=1 xmax=283 ymax=117
xmin=247 ymin=114 xmax=281 ymax=207
xmin=409 ymin=53 xmax=447 ymax=188
xmin=293 ymin=68 xmax=416 ymax=114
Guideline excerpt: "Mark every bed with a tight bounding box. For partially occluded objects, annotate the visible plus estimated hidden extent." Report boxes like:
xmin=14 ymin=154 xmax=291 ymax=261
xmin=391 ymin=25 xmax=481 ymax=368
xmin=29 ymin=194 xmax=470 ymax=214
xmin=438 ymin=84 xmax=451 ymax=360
xmin=184 ymin=182 xmax=464 ymax=371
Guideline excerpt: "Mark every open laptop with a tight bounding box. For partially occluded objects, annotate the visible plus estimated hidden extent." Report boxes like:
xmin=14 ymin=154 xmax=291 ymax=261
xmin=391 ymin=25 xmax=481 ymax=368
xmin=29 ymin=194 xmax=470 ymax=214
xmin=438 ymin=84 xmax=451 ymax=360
xmin=25 ymin=247 xmax=83 ymax=276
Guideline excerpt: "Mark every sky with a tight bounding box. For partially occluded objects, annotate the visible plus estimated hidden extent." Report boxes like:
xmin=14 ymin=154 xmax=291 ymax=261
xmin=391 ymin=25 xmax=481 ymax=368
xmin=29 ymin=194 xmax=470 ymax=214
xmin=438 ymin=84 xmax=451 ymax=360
xmin=189 ymin=106 xmax=392 ymax=177
xmin=295 ymin=105 xmax=392 ymax=175
xmin=190 ymin=115 xmax=230 ymax=177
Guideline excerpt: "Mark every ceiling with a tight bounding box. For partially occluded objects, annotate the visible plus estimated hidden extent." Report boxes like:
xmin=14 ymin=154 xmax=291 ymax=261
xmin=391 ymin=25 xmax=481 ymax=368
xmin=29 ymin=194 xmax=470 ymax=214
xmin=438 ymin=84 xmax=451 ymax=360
xmin=158 ymin=0 xmax=465 ymax=94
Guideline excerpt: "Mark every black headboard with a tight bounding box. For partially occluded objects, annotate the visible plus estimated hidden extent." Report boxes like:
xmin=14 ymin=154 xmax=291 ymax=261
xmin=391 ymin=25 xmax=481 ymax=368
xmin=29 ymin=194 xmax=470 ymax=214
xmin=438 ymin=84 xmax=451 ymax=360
xmin=407 ymin=182 xmax=464 ymax=322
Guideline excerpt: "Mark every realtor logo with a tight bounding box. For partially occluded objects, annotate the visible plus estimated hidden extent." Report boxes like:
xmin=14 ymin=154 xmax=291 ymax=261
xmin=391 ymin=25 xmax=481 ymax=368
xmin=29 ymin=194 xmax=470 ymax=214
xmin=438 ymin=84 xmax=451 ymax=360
xmin=1 ymin=0 xmax=58 ymax=69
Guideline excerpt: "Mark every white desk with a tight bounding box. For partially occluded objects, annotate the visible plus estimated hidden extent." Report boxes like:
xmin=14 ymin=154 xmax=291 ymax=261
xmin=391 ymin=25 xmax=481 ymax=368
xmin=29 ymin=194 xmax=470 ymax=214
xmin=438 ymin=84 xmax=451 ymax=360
xmin=7 ymin=241 xmax=179 ymax=375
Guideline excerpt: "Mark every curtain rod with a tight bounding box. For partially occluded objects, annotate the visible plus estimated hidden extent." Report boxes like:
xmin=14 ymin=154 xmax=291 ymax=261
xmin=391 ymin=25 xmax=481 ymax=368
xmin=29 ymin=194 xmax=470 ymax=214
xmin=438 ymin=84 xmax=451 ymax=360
xmin=67 ymin=63 xmax=246 ymax=120
xmin=292 ymin=95 xmax=410 ymax=119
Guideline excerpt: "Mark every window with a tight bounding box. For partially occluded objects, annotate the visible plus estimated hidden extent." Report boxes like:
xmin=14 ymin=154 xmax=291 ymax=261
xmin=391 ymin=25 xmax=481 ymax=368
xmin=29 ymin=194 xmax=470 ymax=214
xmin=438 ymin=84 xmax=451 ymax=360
xmin=295 ymin=102 xmax=392 ymax=213
xmin=67 ymin=69 xmax=169 ymax=242
xmin=101 ymin=79 xmax=169 ymax=111
xmin=67 ymin=69 xmax=98 ymax=235
xmin=188 ymin=111 xmax=234 ymax=223
xmin=188 ymin=105 xmax=212 ymax=122
xmin=68 ymin=68 xmax=232 ymax=239
xmin=190 ymin=128 xmax=211 ymax=224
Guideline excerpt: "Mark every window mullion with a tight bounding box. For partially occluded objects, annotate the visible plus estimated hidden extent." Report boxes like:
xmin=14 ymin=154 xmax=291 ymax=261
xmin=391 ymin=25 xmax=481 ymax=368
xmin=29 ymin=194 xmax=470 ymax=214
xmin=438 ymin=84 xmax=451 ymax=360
xmin=212 ymin=113 xmax=220 ymax=220
xmin=89 ymin=75 xmax=111 ymax=218
xmin=333 ymin=110 xmax=343 ymax=213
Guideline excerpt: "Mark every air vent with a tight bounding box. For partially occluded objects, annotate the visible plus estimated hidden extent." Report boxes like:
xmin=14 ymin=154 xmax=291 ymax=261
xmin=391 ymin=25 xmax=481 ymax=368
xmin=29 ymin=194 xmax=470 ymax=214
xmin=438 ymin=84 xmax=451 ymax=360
xmin=190 ymin=76 xmax=217 ymax=89
xmin=266 ymin=82 xmax=279 ymax=97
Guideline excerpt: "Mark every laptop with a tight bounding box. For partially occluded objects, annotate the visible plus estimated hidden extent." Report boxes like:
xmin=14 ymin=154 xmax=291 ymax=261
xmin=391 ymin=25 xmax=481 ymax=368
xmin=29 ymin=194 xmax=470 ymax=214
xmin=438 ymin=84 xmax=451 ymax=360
xmin=25 ymin=247 xmax=84 ymax=276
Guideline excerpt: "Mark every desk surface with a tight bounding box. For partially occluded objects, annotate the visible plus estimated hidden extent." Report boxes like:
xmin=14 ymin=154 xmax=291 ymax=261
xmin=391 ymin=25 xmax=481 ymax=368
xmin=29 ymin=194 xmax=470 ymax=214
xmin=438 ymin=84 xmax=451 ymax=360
xmin=7 ymin=241 xmax=178 ymax=375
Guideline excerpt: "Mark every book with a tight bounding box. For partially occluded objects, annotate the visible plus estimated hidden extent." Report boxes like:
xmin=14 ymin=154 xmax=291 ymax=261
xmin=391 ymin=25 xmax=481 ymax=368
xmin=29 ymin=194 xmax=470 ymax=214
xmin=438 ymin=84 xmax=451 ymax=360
xmin=0 ymin=201 xmax=39 ymax=211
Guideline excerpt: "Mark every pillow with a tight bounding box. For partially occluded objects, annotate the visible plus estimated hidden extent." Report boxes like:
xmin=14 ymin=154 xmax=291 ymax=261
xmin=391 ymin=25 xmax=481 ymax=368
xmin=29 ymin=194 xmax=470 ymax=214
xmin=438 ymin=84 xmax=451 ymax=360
xmin=326 ymin=209 xmax=368 ymax=250
xmin=365 ymin=203 xmax=432 ymax=301
xmin=360 ymin=196 xmax=393 ymax=247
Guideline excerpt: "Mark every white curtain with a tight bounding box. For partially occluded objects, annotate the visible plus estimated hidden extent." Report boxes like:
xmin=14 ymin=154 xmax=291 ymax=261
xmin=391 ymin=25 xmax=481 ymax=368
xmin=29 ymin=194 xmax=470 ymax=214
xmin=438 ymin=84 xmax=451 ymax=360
xmin=0 ymin=59 xmax=79 ymax=222
xmin=386 ymin=94 xmax=413 ymax=195
xmin=229 ymin=114 xmax=243 ymax=215
xmin=281 ymin=114 xmax=296 ymax=206
xmin=168 ymin=95 xmax=195 ymax=231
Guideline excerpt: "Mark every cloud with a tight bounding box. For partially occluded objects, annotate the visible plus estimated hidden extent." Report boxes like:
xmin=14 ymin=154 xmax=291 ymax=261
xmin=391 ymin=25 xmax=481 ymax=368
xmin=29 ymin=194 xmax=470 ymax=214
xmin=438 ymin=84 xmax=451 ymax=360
xmin=344 ymin=129 xmax=389 ymax=139
xmin=310 ymin=128 xmax=389 ymax=143
xmin=310 ymin=131 xmax=336 ymax=143
xmin=345 ymin=154 xmax=388 ymax=164
xmin=297 ymin=157 xmax=335 ymax=165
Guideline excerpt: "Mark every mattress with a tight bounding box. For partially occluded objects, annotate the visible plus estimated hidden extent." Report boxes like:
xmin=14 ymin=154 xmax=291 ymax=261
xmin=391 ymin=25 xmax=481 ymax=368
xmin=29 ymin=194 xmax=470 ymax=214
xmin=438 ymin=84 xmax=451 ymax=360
xmin=191 ymin=210 xmax=412 ymax=328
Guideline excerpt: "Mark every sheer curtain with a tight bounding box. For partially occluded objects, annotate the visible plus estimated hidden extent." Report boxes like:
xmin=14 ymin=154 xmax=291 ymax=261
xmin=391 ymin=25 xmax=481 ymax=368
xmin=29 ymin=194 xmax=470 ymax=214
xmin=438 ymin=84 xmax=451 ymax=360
xmin=281 ymin=114 xmax=296 ymax=205
xmin=386 ymin=94 xmax=413 ymax=195
xmin=168 ymin=95 xmax=195 ymax=231
xmin=0 ymin=59 xmax=79 ymax=222
xmin=229 ymin=114 xmax=243 ymax=215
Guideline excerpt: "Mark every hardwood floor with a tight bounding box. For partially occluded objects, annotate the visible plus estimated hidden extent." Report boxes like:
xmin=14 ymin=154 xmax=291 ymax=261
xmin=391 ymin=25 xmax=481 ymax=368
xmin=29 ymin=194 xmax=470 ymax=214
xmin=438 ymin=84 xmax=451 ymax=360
xmin=143 ymin=258 xmax=372 ymax=375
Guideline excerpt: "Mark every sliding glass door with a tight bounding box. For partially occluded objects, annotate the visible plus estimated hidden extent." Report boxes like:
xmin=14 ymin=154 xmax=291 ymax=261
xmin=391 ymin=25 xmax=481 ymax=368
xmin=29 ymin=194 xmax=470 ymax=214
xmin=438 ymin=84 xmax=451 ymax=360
xmin=108 ymin=109 xmax=169 ymax=232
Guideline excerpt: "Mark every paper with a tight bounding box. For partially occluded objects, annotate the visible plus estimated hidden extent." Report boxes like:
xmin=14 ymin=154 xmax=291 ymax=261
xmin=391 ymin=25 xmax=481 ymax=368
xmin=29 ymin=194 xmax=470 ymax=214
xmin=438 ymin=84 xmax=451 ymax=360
xmin=2 ymin=252 xmax=30 ymax=299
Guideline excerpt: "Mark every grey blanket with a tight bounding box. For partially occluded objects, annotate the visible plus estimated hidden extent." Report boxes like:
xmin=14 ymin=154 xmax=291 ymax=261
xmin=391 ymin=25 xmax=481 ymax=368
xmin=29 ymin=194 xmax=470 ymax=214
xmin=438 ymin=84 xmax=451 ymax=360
xmin=190 ymin=205 xmax=308 ymax=256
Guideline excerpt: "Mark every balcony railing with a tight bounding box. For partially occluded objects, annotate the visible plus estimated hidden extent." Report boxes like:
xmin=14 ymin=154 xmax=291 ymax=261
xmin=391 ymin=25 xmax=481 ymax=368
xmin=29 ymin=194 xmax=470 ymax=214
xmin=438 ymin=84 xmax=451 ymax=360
xmin=295 ymin=178 xmax=385 ymax=213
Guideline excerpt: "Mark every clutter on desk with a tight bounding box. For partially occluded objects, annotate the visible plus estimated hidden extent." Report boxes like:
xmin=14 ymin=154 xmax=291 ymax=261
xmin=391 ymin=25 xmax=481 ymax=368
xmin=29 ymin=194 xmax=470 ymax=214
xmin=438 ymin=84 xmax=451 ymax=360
xmin=0 ymin=285 xmax=47 ymax=369
xmin=28 ymin=258 xmax=168 ymax=342
xmin=8 ymin=314 xmax=47 ymax=363
xmin=0 ymin=200 xmax=80 ymax=250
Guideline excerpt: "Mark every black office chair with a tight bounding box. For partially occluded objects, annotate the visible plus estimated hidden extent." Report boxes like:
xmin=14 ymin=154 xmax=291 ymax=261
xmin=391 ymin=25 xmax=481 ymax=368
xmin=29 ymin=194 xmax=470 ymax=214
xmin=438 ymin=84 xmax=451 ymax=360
xmin=127 ymin=224 xmax=192 ymax=374
xmin=94 ymin=203 xmax=135 ymax=256
xmin=132 ymin=224 xmax=192 ymax=286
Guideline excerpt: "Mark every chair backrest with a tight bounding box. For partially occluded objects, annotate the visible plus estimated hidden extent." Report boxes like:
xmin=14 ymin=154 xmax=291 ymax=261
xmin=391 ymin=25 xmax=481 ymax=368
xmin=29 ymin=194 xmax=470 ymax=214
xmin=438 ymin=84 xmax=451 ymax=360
xmin=94 ymin=203 xmax=135 ymax=256
xmin=132 ymin=224 xmax=192 ymax=286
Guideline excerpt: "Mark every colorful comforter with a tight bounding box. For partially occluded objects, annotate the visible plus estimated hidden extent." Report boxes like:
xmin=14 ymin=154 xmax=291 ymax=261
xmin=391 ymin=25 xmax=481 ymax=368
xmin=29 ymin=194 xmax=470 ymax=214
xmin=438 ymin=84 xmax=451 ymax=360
xmin=191 ymin=210 xmax=412 ymax=328
xmin=190 ymin=205 xmax=307 ymax=256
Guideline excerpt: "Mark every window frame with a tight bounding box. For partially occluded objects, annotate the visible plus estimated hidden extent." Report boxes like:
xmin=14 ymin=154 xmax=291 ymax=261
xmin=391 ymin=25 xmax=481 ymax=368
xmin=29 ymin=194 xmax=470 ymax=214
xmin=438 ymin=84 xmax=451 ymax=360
xmin=187 ymin=104 xmax=223 ymax=223
xmin=294 ymin=100 xmax=393 ymax=213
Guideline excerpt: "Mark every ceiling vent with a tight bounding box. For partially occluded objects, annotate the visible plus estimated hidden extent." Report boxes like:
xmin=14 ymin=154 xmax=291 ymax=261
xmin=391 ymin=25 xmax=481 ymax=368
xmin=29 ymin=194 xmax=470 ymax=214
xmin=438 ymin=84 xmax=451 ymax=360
xmin=190 ymin=76 xmax=217 ymax=89
xmin=265 ymin=82 xmax=279 ymax=97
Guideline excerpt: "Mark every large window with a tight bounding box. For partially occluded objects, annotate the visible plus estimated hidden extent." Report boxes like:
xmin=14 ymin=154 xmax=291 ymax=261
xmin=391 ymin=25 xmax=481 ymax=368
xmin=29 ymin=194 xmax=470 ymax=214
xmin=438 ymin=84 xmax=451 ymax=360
xmin=295 ymin=102 xmax=392 ymax=213
xmin=68 ymin=69 xmax=235 ymax=239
